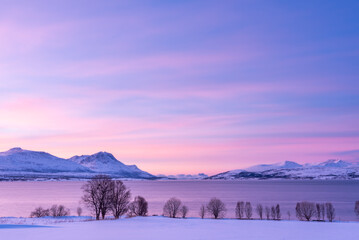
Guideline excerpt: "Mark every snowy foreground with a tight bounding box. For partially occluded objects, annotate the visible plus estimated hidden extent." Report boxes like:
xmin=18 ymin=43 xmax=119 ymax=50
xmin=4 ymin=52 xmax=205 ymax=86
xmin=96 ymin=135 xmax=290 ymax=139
xmin=0 ymin=216 xmax=358 ymax=240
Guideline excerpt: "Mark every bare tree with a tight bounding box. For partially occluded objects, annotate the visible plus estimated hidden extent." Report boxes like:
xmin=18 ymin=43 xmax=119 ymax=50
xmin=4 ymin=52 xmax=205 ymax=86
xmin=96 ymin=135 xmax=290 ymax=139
xmin=100 ymin=177 xmax=115 ymax=219
xmin=325 ymin=202 xmax=335 ymax=222
xmin=235 ymin=201 xmax=244 ymax=219
xmin=30 ymin=207 xmax=50 ymax=218
xmin=77 ymin=207 xmax=82 ymax=217
xmin=81 ymin=175 xmax=113 ymax=220
xmin=355 ymin=201 xmax=359 ymax=217
xmin=207 ymin=198 xmax=226 ymax=219
xmin=320 ymin=203 xmax=325 ymax=221
xmin=265 ymin=206 xmax=270 ymax=220
xmin=296 ymin=202 xmax=316 ymax=221
xmin=128 ymin=196 xmax=148 ymax=217
xmin=275 ymin=204 xmax=281 ymax=220
xmin=50 ymin=204 xmax=70 ymax=217
xmin=163 ymin=197 xmax=182 ymax=218
xmin=287 ymin=211 xmax=291 ymax=220
xmin=50 ymin=205 xmax=57 ymax=217
xmin=245 ymin=202 xmax=253 ymax=219
xmin=110 ymin=180 xmax=131 ymax=219
xmin=316 ymin=203 xmax=321 ymax=221
xmin=256 ymin=204 xmax=263 ymax=220
xmin=270 ymin=206 xmax=276 ymax=220
xmin=315 ymin=203 xmax=325 ymax=221
xmin=180 ymin=205 xmax=189 ymax=218
xmin=199 ymin=204 xmax=206 ymax=219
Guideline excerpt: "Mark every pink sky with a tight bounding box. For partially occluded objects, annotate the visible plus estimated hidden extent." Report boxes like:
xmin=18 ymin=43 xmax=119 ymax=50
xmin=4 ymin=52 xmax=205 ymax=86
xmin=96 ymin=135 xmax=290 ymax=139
xmin=0 ymin=1 xmax=359 ymax=175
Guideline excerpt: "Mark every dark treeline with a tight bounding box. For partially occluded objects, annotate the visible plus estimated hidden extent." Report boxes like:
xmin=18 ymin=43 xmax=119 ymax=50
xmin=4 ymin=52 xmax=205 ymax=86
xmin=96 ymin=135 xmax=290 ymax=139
xmin=28 ymin=175 xmax=359 ymax=222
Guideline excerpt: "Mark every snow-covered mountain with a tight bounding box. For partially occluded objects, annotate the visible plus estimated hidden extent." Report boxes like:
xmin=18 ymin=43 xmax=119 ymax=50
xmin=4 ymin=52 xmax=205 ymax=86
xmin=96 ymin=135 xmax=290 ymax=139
xmin=0 ymin=148 xmax=89 ymax=173
xmin=316 ymin=159 xmax=352 ymax=168
xmin=244 ymin=161 xmax=303 ymax=172
xmin=0 ymin=148 xmax=155 ymax=180
xmin=208 ymin=160 xmax=359 ymax=180
xmin=68 ymin=152 xmax=154 ymax=179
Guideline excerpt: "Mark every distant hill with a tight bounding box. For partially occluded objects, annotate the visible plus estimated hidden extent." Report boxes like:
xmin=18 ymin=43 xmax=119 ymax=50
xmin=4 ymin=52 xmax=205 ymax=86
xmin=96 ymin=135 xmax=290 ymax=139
xmin=207 ymin=160 xmax=359 ymax=180
xmin=157 ymin=173 xmax=208 ymax=180
xmin=0 ymin=148 xmax=156 ymax=180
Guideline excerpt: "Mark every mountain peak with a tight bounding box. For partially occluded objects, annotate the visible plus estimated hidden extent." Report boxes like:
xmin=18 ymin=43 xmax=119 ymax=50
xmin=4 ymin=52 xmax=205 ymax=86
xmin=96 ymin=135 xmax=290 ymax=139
xmin=0 ymin=147 xmax=26 ymax=156
xmin=93 ymin=151 xmax=114 ymax=157
xmin=8 ymin=147 xmax=24 ymax=153
xmin=281 ymin=161 xmax=302 ymax=168
xmin=317 ymin=159 xmax=351 ymax=168
xmin=89 ymin=151 xmax=118 ymax=163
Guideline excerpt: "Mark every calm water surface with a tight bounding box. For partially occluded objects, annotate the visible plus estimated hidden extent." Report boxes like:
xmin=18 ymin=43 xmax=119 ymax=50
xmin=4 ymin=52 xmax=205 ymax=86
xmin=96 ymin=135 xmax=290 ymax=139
xmin=0 ymin=180 xmax=358 ymax=221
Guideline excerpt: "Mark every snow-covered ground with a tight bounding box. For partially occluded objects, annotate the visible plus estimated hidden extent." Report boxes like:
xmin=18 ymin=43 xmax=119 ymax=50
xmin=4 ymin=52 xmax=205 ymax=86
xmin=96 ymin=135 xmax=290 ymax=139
xmin=0 ymin=216 xmax=358 ymax=240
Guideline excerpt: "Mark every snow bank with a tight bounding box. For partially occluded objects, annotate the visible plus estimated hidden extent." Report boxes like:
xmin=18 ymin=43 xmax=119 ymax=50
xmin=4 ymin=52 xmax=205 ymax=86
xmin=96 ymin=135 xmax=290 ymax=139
xmin=0 ymin=216 xmax=93 ymax=225
xmin=0 ymin=216 xmax=358 ymax=240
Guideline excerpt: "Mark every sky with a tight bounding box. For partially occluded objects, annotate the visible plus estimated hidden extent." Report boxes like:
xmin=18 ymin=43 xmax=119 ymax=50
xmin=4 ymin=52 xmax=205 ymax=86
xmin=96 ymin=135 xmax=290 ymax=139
xmin=0 ymin=0 xmax=358 ymax=175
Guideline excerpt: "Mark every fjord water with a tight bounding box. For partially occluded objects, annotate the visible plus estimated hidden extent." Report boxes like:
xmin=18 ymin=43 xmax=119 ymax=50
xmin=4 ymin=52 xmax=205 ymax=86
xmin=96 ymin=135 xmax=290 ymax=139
xmin=0 ymin=180 xmax=358 ymax=221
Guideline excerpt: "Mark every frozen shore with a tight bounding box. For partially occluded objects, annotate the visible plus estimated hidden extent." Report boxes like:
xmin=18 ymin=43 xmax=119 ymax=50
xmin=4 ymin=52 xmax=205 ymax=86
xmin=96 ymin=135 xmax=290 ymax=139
xmin=0 ymin=216 xmax=358 ymax=240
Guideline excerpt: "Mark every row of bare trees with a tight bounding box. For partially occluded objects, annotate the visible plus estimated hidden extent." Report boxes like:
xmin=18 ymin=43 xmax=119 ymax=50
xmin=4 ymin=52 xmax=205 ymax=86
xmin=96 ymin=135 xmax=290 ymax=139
xmin=295 ymin=201 xmax=335 ymax=222
xmin=81 ymin=175 xmax=147 ymax=220
xmin=163 ymin=197 xmax=226 ymax=219
xmin=234 ymin=202 xmax=281 ymax=220
xmin=30 ymin=204 xmax=70 ymax=218
xmin=164 ymin=198 xmax=280 ymax=220
xmin=162 ymin=197 xmax=340 ymax=222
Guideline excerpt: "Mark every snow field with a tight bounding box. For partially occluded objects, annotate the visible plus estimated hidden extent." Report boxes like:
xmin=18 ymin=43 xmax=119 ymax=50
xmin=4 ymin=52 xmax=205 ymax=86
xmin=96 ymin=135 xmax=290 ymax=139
xmin=0 ymin=216 xmax=358 ymax=240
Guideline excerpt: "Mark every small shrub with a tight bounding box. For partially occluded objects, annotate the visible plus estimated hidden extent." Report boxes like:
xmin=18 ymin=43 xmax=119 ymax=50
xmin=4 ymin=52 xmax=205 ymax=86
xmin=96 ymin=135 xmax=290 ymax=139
xmin=77 ymin=207 xmax=83 ymax=217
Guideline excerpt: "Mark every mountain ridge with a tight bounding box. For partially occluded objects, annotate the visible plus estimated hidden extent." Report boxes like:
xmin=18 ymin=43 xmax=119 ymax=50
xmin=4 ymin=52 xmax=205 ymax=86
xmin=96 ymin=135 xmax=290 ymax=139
xmin=0 ymin=148 xmax=155 ymax=180
xmin=1 ymin=147 xmax=358 ymax=181
xmin=207 ymin=159 xmax=359 ymax=180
